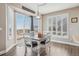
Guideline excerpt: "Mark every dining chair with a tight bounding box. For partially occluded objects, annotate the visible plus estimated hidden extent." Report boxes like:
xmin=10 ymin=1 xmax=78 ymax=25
xmin=24 ymin=36 xmax=38 ymax=56
xmin=40 ymin=33 xmax=51 ymax=56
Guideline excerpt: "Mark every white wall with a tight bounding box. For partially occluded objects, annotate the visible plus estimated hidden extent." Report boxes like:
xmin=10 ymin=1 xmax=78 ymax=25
xmin=69 ymin=12 xmax=79 ymax=35
xmin=0 ymin=4 xmax=6 ymax=52
xmin=43 ymin=6 xmax=79 ymax=42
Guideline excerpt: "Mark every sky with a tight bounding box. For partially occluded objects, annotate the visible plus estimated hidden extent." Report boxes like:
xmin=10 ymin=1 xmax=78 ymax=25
xmin=16 ymin=13 xmax=31 ymax=29
xmin=15 ymin=12 xmax=39 ymax=30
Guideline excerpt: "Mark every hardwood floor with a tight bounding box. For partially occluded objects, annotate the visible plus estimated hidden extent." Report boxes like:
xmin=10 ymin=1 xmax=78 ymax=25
xmin=1 ymin=39 xmax=79 ymax=56
xmin=50 ymin=42 xmax=79 ymax=56
xmin=1 ymin=39 xmax=49 ymax=56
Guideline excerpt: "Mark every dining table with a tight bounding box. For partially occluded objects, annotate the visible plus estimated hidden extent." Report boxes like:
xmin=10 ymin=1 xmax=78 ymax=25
xmin=24 ymin=33 xmax=51 ymax=56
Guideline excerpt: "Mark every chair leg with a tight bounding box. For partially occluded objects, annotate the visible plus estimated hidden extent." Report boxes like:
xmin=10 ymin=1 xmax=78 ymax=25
xmin=49 ymin=43 xmax=51 ymax=56
xmin=45 ymin=44 xmax=48 ymax=56
xmin=37 ymin=41 xmax=40 ymax=56
xmin=24 ymin=46 xmax=27 ymax=56
xmin=46 ymin=43 xmax=50 ymax=56
xmin=31 ymin=46 xmax=33 ymax=56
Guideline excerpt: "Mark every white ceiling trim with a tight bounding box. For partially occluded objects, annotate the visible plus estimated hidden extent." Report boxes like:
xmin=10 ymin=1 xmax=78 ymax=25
xmin=22 ymin=3 xmax=79 ymax=14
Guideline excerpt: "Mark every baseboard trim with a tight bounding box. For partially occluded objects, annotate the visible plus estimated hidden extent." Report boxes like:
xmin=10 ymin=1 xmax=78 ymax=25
xmin=0 ymin=43 xmax=17 ymax=55
xmin=0 ymin=50 xmax=6 ymax=55
xmin=6 ymin=43 xmax=17 ymax=52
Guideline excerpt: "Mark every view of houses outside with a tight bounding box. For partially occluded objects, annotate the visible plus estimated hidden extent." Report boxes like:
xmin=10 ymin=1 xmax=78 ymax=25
xmin=16 ymin=13 xmax=39 ymax=40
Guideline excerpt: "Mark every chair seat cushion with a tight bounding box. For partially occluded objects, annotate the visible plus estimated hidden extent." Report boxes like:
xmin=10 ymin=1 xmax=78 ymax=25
xmin=26 ymin=41 xmax=38 ymax=47
xmin=40 ymin=40 xmax=46 ymax=44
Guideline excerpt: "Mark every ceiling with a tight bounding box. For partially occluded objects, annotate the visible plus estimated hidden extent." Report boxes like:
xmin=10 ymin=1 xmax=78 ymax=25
xmin=22 ymin=3 xmax=79 ymax=15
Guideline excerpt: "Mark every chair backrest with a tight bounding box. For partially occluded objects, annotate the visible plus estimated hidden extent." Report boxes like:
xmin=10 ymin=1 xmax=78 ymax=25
xmin=24 ymin=33 xmax=37 ymax=46
xmin=43 ymin=33 xmax=51 ymax=43
xmin=24 ymin=37 xmax=32 ymax=45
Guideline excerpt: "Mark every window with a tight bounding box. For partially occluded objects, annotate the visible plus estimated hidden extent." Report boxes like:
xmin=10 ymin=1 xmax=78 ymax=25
xmin=52 ymin=17 xmax=56 ymax=31
xmin=47 ymin=14 xmax=68 ymax=38
xmin=15 ymin=12 xmax=31 ymax=38
xmin=7 ymin=6 xmax=14 ymax=40
xmin=33 ymin=17 xmax=40 ymax=33
xmin=15 ymin=13 xmax=40 ymax=37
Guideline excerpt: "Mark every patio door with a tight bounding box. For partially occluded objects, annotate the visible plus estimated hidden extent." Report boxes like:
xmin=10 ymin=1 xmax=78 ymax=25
xmin=15 ymin=12 xmax=40 ymax=43
xmin=15 ymin=12 xmax=31 ymax=43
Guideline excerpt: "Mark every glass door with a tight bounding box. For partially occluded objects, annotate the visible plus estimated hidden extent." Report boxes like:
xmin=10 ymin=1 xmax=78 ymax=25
xmin=15 ymin=12 xmax=31 ymax=43
xmin=15 ymin=12 xmax=40 ymax=43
